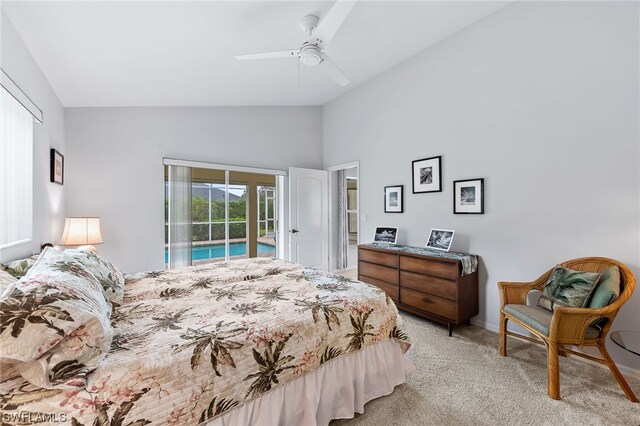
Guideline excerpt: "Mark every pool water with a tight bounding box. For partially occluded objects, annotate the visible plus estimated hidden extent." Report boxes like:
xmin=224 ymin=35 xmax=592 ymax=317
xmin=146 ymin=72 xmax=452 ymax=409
xmin=165 ymin=242 xmax=275 ymax=263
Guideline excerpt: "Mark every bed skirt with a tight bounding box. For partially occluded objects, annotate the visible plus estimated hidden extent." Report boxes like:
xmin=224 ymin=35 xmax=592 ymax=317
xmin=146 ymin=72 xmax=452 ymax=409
xmin=207 ymin=339 xmax=413 ymax=426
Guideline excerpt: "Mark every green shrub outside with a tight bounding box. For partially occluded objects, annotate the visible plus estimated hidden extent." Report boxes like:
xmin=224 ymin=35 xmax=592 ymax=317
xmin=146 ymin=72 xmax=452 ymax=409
xmin=165 ymin=195 xmax=274 ymax=242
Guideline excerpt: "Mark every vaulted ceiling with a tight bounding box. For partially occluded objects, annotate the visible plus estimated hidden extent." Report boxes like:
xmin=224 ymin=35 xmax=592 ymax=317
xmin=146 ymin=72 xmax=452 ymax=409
xmin=2 ymin=1 xmax=510 ymax=106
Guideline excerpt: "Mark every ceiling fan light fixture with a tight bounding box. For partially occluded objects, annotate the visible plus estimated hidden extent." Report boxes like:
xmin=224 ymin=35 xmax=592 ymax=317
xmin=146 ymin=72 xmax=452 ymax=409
xmin=299 ymin=44 xmax=322 ymax=66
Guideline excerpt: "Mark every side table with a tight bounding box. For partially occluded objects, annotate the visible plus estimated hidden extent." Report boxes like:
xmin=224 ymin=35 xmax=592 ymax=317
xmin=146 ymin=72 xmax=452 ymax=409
xmin=610 ymin=330 xmax=640 ymax=356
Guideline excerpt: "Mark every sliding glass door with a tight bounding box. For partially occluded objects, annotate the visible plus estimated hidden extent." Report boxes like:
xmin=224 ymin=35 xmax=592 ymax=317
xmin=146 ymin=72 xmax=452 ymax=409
xmin=165 ymin=162 xmax=281 ymax=267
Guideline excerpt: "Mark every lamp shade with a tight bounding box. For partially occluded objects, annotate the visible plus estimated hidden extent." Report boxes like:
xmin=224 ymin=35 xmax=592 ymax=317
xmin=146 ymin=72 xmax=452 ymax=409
xmin=59 ymin=217 xmax=103 ymax=246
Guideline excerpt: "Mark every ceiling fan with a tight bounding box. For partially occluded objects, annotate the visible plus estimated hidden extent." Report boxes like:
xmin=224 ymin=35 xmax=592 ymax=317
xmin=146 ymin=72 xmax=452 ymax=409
xmin=234 ymin=0 xmax=357 ymax=89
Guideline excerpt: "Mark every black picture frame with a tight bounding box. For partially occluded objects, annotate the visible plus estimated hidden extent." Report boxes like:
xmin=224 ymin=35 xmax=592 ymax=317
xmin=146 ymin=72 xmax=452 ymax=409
xmin=412 ymin=155 xmax=442 ymax=193
xmin=384 ymin=185 xmax=404 ymax=213
xmin=50 ymin=149 xmax=64 ymax=185
xmin=453 ymin=178 xmax=484 ymax=214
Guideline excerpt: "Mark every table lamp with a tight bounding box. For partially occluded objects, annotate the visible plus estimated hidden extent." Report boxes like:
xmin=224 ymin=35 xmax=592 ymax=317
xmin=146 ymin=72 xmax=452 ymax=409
xmin=59 ymin=217 xmax=103 ymax=252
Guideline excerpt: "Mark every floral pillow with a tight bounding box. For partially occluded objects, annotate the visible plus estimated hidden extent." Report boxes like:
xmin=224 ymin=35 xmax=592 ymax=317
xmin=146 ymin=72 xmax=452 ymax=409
xmin=0 ymin=248 xmax=113 ymax=390
xmin=65 ymin=249 xmax=125 ymax=306
xmin=537 ymin=266 xmax=601 ymax=311
xmin=0 ymin=254 xmax=40 ymax=278
xmin=0 ymin=270 xmax=17 ymax=297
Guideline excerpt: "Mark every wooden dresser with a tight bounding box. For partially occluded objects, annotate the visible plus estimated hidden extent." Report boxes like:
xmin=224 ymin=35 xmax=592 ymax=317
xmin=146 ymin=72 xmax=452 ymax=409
xmin=358 ymin=243 xmax=479 ymax=336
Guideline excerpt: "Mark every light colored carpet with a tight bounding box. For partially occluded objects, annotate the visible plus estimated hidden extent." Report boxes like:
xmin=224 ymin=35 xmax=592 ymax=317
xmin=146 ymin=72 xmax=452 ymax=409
xmin=338 ymin=269 xmax=358 ymax=280
xmin=331 ymin=313 xmax=640 ymax=426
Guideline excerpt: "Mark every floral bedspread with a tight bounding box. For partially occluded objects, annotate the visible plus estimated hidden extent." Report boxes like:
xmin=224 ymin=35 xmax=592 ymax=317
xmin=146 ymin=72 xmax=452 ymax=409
xmin=0 ymin=258 xmax=410 ymax=425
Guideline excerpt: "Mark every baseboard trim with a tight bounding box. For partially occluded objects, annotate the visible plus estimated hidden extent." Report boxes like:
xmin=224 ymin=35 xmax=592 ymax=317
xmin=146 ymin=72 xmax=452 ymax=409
xmin=470 ymin=319 xmax=640 ymax=381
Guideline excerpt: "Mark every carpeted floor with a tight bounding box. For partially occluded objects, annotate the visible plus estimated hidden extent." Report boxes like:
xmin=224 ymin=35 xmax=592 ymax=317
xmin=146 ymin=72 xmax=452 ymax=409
xmin=331 ymin=312 xmax=640 ymax=426
xmin=338 ymin=269 xmax=358 ymax=280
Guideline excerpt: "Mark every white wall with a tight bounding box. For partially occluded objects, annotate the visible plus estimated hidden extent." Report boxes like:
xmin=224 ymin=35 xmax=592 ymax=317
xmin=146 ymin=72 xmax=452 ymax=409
xmin=0 ymin=11 xmax=66 ymax=262
xmin=322 ymin=1 xmax=640 ymax=372
xmin=65 ymin=107 xmax=322 ymax=273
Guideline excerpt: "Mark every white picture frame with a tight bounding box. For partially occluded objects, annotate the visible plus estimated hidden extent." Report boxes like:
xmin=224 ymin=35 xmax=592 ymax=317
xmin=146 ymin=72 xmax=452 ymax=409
xmin=373 ymin=226 xmax=398 ymax=244
xmin=425 ymin=228 xmax=455 ymax=252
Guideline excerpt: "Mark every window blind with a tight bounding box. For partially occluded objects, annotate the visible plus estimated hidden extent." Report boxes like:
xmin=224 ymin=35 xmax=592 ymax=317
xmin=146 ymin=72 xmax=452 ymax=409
xmin=0 ymin=87 xmax=33 ymax=248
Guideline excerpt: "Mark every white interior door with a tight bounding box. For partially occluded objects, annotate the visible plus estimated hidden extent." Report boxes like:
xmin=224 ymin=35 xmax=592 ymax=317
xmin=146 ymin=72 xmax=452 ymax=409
xmin=289 ymin=167 xmax=329 ymax=271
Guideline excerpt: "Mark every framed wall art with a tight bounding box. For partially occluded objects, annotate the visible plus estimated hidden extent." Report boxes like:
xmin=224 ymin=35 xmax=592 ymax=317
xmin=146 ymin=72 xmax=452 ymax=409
xmin=454 ymin=178 xmax=484 ymax=214
xmin=50 ymin=149 xmax=64 ymax=185
xmin=412 ymin=155 xmax=442 ymax=193
xmin=384 ymin=185 xmax=404 ymax=213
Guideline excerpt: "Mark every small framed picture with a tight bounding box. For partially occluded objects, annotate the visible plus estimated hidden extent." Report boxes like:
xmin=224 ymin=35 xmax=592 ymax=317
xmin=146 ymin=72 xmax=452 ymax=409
xmin=412 ymin=156 xmax=442 ymax=193
xmin=374 ymin=226 xmax=398 ymax=244
xmin=426 ymin=229 xmax=455 ymax=252
xmin=384 ymin=185 xmax=403 ymax=213
xmin=454 ymin=178 xmax=484 ymax=214
xmin=50 ymin=149 xmax=64 ymax=185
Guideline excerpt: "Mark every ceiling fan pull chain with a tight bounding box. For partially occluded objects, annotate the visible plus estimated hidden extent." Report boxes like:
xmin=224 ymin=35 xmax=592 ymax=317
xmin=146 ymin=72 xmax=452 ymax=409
xmin=297 ymin=58 xmax=301 ymax=95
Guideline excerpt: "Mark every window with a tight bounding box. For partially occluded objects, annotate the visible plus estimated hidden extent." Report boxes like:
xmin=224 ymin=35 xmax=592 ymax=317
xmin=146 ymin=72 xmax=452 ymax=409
xmin=0 ymin=87 xmax=33 ymax=248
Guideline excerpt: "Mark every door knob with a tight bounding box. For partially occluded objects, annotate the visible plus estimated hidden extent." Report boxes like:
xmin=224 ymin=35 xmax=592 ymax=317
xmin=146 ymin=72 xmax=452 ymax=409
xmin=290 ymin=229 xmax=299 ymax=234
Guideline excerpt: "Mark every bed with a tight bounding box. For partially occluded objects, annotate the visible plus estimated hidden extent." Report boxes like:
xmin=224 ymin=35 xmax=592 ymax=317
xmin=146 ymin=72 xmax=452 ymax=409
xmin=0 ymin=254 xmax=411 ymax=425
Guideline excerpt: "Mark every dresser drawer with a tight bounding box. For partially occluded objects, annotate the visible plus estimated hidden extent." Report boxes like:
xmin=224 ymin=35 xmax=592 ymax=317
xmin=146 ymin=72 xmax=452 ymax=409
xmin=400 ymin=256 xmax=458 ymax=281
xmin=400 ymin=288 xmax=457 ymax=320
xmin=359 ymin=274 xmax=399 ymax=302
xmin=359 ymin=261 xmax=398 ymax=284
xmin=400 ymin=271 xmax=457 ymax=301
xmin=359 ymin=248 xmax=399 ymax=268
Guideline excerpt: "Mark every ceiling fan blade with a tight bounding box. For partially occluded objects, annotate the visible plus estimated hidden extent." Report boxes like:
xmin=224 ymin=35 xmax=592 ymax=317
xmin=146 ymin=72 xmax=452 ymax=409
xmin=234 ymin=50 xmax=298 ymax=60
xmin=320 ymin=53 xmax=350 ymax=87
xmin=313 ymin=0 xmax=357 ymax=46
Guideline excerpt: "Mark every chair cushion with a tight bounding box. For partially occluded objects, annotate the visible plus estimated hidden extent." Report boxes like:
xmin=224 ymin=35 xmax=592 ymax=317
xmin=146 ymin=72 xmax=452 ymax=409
xmin=504 ymin=304 xmax=600 ymax=339
xmin=587 ymin=266 xmax=621 ymax=328
xmin=537 ymin=266 xmax=601 ymax=311
xmin=588 ymin=266 xmax=620 ymax=309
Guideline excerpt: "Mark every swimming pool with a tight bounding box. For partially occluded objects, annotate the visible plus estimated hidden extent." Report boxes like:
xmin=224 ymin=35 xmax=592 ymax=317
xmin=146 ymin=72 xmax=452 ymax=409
xmin=165 ymin=242 xmax=275 ymax=263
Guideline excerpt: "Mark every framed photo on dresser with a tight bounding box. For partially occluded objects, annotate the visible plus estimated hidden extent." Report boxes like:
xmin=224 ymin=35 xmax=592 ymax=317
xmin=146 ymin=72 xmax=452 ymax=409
xmin=426 ymin=229 xmax=455 ymax=252
xmin=373 ymin=226 xmax=398 ymax=244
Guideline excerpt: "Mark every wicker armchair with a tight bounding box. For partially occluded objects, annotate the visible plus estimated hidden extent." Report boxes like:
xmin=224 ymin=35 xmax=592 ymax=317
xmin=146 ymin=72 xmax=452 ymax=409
xmin=498 ymin=257 xmax=638 ymax=402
